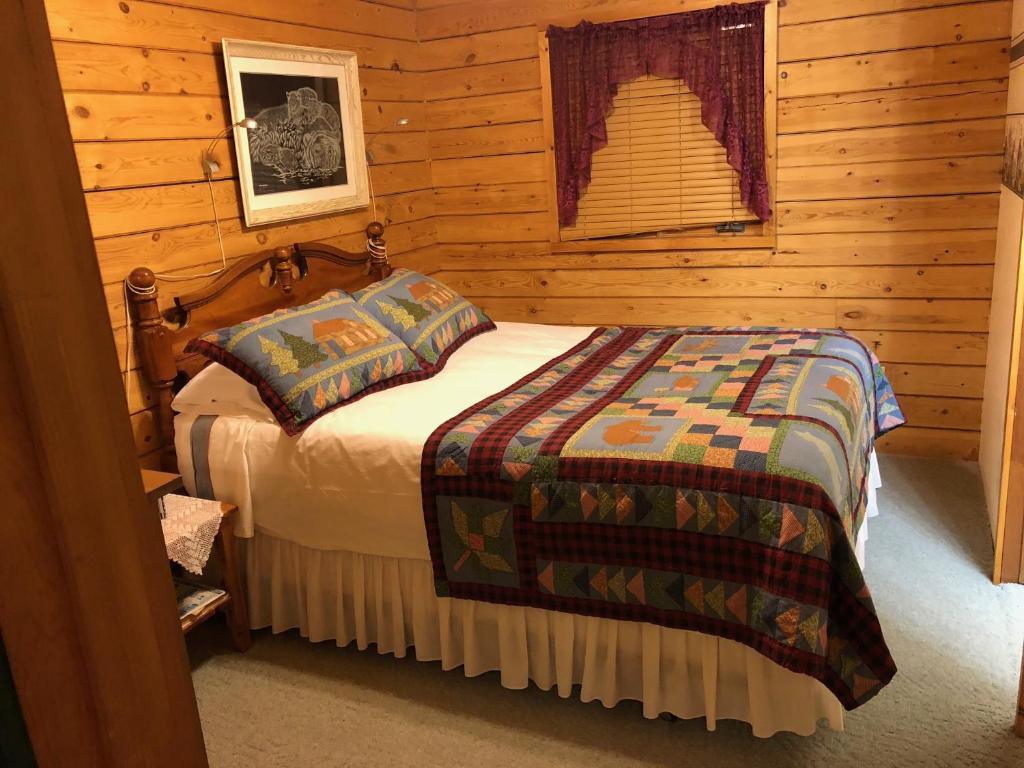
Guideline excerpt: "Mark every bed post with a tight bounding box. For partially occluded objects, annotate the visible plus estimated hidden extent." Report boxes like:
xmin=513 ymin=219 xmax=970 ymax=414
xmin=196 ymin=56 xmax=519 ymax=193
xmin=367 ymin=220 xmax=392 ymax=280
xmin=123 ymin=231 xmax=388 ymax=472
xmin=127 ymin=267 xmax=178 ymax=471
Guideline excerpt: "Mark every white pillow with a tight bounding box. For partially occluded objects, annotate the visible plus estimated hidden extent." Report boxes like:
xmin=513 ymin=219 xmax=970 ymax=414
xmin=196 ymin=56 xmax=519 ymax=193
xmin=171 ymin=362 xmax=275 ymax=421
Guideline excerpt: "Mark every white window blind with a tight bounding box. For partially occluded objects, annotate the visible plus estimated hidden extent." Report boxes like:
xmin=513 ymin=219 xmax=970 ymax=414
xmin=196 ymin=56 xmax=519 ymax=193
xmin=560 ymin=75 xmax=756 ymax=241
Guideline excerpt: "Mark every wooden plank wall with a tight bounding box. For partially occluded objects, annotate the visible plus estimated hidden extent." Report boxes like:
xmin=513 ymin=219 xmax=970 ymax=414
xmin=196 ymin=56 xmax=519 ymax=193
xmin=43 ymin=0 xmax=1012 ymax=462
xmin=42 ymin=0 xmax=435 ymax=464
xmin=415 ymin=0 xmax=1012 ymax=460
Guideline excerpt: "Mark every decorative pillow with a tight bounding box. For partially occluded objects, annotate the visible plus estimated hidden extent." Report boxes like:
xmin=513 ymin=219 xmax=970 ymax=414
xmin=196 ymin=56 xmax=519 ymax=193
xmin=351 ymin=269 xmax=495 ymax=368
xmin=184 ymin=290 xmax=429 ymax=435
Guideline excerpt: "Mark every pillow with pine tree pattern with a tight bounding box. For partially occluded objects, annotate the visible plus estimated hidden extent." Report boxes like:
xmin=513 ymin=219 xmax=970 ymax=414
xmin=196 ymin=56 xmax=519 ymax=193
xmin=351 ymin=269 xmax=495 ymax=369
xmin=184 ymin=290 xmax=430 ymax=435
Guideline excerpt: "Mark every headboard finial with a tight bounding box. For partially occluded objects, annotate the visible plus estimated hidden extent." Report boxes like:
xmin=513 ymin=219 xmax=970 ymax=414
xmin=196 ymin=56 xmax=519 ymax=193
xmin=129 ymin=266 xmax=156 ymax=291
xmin=271 ymin=245 xmax=296 ymax=293
xmin=366 ymin=221 xmax=391 ymax=280
xmin=128 ymin=237 xmax=385 ymax=470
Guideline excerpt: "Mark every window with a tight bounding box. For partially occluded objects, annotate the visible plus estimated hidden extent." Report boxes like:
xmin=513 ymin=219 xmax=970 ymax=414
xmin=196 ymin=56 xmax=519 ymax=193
xmin=560 ymin=75 xmax=755 ymax=241
xmin=540 ymin=2 xmax=776 ymax=246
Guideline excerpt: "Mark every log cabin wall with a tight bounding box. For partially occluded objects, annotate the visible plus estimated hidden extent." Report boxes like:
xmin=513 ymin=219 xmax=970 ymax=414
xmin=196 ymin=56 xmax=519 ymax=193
xmin=415 ymin=0 xmax=1012 ymax=460
xmin=43 ymin=0 xmax=434 ymax=465
xmin=41 ymin=0 xmax=1013 ymax=464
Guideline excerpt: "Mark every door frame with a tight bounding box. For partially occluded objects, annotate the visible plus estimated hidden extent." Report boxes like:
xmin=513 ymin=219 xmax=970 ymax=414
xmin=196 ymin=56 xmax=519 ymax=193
xmin=0 ymin=1 xmax=208 ymax=765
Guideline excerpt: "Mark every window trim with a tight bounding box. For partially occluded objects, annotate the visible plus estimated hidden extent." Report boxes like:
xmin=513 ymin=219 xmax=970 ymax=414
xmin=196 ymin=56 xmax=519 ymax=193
xmin=537 ymin=0 xmax=778 ymax=252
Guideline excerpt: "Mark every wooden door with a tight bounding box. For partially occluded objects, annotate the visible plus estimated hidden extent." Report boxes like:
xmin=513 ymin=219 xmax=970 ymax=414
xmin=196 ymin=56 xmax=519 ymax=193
xmin=0 ymin=1 xmax=208 ymax=765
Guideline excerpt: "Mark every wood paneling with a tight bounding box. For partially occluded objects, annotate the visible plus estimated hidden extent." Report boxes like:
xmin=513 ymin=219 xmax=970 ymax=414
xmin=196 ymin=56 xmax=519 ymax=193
xmin=44 ymin=0 xmax=431 ymax=456
xmin=434 ymin=182 xmax=547 ymax=214
xmin=427 ymin=89 xmax=542 ymax=130
xmin=900 ymin=395 xmax=984 ymax=430
xmin=47 ymin=0 xmax=1012 ymax=461
xmin=421 ymin=58 xmax=540 ymax=100
xmin=420 ymin=26 xmax=537 ymax=69
xmin=777 ymin=118 xmax=1005 ymax=167
xmin=779 ymin=41 xmax=1009 ymax=99
xmin=164 ymin=0 xmax=418 ymax=40
xmin=429 ymin=121 xmax=544 ymax=159
xmin=778 ymin=80 xmax=1008 ymax=133
xmin=55 ymin=40 xmax=424 ymax=101
xmin=417 ymin=0 xmax=1012 ymax=459
xmin=779 ymin=0 xmax=993 ymax=26
xmin=876 ymin=426 xmax=981 ymax=459
xmin=431 ymin=153 xmax=547 ymax=186
xmin=77 ymin=138 xmax=236 ymax=190
xmin=777 ymin=194 xmax=1000 ymax=234
xmin=774 ymin=230 xmax=997 ymax=265
xmin=419 ymin=0 xmax=765 ymax=38
xmin=777 ymin=156 xmax=1003 ymax=200
xmin=63 ymin=91 xmax=423 ymax=140
xmin=46 ymin=0 xmax=418 ymax=69
xmin=435 ymin=265 xmax=994 ymax=299
xmin=779 ymin=3 xmax=1009 ymax=62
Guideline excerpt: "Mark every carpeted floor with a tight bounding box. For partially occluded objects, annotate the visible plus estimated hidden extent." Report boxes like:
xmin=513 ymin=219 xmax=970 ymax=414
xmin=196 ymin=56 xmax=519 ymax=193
xmin=188 ymin=455 xmax=1024 ymax=767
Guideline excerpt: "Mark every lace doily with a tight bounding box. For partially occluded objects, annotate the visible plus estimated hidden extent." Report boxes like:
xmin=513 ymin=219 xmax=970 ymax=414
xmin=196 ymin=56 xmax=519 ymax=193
xmin=160 ymin=494 xmax=223 ymax=575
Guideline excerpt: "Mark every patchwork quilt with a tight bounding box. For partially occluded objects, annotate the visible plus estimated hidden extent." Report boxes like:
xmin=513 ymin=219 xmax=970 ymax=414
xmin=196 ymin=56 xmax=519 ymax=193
xmin=422 ymin=327 xmax=905 ymax=709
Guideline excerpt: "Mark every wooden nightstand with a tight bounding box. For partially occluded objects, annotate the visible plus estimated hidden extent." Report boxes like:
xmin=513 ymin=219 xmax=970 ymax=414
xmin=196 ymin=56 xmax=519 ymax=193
xmin=143 ymin=469 xmax=251 ymax=652
xmin=180 ymin=502 xmax=252 ymax=652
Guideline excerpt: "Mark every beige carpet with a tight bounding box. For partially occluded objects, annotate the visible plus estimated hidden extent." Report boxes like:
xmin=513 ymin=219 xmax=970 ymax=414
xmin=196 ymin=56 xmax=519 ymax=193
xmin=188 ymin=455 xmax=1024 ymax=767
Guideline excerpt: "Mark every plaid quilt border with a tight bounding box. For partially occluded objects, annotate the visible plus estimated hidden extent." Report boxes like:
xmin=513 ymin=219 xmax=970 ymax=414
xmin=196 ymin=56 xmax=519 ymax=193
xmin=421 ymin=318 xmax=498 ymax=374
xmin=184 ymin=338 xmax=434 ymax=435
xmin=421 ymin=326 xmax=901 ymax=710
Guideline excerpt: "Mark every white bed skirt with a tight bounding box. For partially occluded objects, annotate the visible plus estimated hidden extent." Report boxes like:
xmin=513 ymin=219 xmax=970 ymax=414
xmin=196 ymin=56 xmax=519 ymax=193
xmin=242 ymin=532 xmax=846 ymax=738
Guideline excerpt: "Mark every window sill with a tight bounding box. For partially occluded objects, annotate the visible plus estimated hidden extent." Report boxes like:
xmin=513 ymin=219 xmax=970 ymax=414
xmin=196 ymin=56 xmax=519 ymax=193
xmin=550 ymin=232 xmax=775 ymax=253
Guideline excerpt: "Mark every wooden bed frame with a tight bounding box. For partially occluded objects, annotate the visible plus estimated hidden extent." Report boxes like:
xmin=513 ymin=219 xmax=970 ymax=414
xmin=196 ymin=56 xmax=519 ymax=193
xmin=128 ymin=221 xmax=391 ymax=470
xmin=126 ymin=220 xmax=1024 ymax=738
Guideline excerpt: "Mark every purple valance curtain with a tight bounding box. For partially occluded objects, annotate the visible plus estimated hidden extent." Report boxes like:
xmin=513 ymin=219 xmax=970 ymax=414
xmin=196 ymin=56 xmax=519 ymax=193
xmin=547 ymin=2 xmax=771 ymax=228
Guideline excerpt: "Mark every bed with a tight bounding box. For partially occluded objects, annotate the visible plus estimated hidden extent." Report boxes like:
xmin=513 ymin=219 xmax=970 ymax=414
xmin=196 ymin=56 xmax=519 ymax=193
xmin=129 ymin=226 xmax=901 ymax=737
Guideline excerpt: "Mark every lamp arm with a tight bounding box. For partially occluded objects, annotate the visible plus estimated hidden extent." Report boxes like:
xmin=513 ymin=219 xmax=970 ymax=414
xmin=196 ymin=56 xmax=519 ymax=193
xmin=204 ymin=126 xmax=233 ymax=161
xmin=202 ymin=118 xmax=256 ymax=177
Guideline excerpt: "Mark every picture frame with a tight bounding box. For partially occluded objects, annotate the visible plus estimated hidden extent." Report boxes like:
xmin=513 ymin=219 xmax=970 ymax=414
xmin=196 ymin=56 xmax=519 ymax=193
xmin=221 ymin=38 xmax=369 ymax=226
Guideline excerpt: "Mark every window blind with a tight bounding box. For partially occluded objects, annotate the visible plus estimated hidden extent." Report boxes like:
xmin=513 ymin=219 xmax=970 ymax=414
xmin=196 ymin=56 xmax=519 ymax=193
xmin=560 ymin=75 xmax=756 ymax=241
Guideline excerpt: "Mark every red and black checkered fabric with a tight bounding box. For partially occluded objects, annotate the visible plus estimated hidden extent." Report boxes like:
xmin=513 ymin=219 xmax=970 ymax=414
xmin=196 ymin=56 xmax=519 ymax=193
xmin=421 ymin=326 xmax=900 ymax=711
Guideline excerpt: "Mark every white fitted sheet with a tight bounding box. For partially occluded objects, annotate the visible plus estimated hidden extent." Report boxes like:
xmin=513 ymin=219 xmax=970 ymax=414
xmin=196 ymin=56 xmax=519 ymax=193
xmin=175 ymin=320 xmax=881 ymax=563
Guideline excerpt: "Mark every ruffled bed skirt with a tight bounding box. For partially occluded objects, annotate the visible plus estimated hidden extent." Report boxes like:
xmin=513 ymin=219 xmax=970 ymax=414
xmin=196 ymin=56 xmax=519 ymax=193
xmin=241 ymin=533 xmax=846 ymax=737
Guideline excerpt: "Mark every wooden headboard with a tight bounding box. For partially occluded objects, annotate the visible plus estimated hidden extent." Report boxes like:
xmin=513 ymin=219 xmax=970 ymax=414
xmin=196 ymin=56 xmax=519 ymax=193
xmin=128 ymin=221 xmax=391 ymax=470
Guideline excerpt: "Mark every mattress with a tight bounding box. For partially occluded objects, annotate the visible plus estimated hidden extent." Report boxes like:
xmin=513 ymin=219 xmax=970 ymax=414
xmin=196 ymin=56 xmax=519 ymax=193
xmin=175 ymin=321 xmax=881 ymax=564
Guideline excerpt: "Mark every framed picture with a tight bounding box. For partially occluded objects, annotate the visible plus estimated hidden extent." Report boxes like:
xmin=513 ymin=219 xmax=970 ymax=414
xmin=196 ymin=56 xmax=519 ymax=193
xmin=221 ymin=39 xmax=369 ymax=226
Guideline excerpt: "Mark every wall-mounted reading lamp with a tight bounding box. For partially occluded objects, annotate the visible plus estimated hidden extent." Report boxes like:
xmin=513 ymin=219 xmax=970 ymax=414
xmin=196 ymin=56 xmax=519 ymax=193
xmin=192 ymin=117 xmax=258 ymax=286
xmin=365 ymin=116 xmax=411 ymax=165
xmin=202 ymin=117 xmax=258 ymax=177
xmin=122 ymin=117 xmax=260 ymax=411
xmin=364 ymin=117 xmax=411 ymax=229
